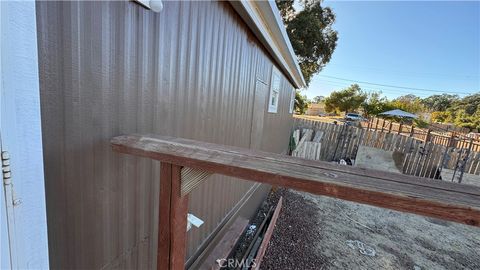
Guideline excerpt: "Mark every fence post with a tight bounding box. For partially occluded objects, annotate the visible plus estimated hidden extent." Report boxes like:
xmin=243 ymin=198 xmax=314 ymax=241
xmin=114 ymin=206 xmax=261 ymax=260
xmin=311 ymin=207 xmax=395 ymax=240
xmin=424 ymin=129 xmax=431 ymax=143
xmin=458 ymin=138 xmax=474 ymax=183
xmin=388 ymin=121 xmax=393 ymax=134
xmin=409 ymin=125 xmax=414 ymax=137
xmin=448 ymin=132 xmax=456 ymax=148
xmin=398 ymin=122 xmax=403 ymax=135
xmin=374 ymin=118 xmax=379 ymax=132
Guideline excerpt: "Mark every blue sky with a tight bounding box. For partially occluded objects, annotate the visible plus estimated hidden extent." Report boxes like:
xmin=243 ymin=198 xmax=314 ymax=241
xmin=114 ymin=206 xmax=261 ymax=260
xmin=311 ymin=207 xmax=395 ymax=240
xmin=303 ymin=1 xmax=480 ymax=100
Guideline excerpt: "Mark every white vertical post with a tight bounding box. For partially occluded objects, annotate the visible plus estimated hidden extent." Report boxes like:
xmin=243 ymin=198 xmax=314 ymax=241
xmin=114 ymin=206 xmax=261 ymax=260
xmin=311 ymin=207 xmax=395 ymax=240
xmin=0 ymin=1 xmax=50 ymax=268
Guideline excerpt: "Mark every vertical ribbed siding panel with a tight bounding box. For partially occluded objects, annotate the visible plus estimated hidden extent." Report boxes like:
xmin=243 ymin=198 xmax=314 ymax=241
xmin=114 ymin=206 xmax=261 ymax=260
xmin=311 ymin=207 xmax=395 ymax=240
xmin=36 ymin=1 xmax=295 ymax=269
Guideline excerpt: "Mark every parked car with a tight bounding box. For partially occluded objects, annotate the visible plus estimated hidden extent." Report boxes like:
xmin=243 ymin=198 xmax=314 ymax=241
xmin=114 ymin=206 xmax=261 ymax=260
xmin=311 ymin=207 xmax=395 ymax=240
xmin=344 ymin=113 xmax=365 ymax=121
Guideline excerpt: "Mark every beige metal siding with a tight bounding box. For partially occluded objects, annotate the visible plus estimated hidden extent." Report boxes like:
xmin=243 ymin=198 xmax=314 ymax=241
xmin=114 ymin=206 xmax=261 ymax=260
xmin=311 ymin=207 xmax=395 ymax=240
xmin=263 ymin=75 xmax=296 ymax=153
xmin=36 ymin=1 xmax=294 ymax=269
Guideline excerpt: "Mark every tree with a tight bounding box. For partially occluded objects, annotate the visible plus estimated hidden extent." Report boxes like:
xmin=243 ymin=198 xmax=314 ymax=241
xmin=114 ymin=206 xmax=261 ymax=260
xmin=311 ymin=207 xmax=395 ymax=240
xmin=294 ymin=91 xmax=309 ymax=114
xmin=276 ymin=0 xmax=295 ymax=21
xmin=361 ymin=91 xmax=392 ymax=118
xmin=390 ymin=94 xmax=425 ymax=114
xmin=421 ymin=94 xmax=459 ymax=112
xmin=324 ymin=84 xmax=366 ymax=114
xmin=452 ymin=109 xmax=480 ymax=130
xmin=442 ymin=93 xmax=480 ymax=130
xmin=431 ymin=111 xmax=449 ymax=123
xmin=276 ymin=0 xmax=338 ymax=86
xmin=312 ymin=95 xmax=325 ymax=104
xmin=410 ymin=93 xmax=479 ymax=131
xmin=452 ymin=93 xmax=480 ymax=115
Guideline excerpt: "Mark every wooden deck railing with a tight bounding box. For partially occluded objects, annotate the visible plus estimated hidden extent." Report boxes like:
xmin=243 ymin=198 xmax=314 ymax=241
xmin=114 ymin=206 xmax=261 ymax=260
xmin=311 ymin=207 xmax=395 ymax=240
xmin=111 ymin=134 xmax=480 ymax=270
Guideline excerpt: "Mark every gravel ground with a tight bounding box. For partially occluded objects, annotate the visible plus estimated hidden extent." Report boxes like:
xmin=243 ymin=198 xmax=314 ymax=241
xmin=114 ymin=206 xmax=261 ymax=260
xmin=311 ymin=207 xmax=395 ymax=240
xmin=260 ymin=188 xmax=326 ymax=269
xmin=260 ymin=188 xmax=480 ymax=270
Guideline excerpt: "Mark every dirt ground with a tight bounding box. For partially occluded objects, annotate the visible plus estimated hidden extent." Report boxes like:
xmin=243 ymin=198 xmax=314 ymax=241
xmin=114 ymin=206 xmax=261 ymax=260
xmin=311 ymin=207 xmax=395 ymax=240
xmin=261 ymin=189 xmax=480 ymax=270
xmin=294 ymin=115 xmax=345 ymax=124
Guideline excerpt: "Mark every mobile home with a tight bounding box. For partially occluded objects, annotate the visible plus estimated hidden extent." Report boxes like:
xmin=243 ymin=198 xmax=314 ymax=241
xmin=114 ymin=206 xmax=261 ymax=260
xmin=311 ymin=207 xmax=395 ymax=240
xmin=1 ymin=0 xmax=304 ymax=268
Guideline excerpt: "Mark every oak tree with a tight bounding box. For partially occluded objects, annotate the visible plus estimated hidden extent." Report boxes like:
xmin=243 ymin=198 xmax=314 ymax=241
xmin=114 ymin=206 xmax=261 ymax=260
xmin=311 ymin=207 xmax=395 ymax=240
xmin=276 ymin=0 xmax=338 ymax=86
xmin=324 ymin=84 xmax=366 ymax=114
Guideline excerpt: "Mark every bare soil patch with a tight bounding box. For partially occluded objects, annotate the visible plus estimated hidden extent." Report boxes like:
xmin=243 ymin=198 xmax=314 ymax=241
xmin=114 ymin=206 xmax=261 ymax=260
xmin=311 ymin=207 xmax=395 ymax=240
xmin=261 ymin=188 xmax=480 ymax=270
xmin=294 ymin=115 xmax=344 ymax=124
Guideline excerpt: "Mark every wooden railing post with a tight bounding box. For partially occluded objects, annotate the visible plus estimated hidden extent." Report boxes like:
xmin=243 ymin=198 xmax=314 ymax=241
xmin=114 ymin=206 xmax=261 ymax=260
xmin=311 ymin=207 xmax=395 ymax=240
xmin=424 ymin=129 xmax=431 ymax=143
xmin=158 ymin=163 xmax=189 ymax=270
xmin=448 ymin=132 xmax=456 ymax=148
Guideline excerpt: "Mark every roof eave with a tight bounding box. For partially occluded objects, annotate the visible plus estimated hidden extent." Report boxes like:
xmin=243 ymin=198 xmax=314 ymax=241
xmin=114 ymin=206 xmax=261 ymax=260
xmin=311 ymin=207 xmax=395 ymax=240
xmin=229 ymin=0 xmax=306 ymax=88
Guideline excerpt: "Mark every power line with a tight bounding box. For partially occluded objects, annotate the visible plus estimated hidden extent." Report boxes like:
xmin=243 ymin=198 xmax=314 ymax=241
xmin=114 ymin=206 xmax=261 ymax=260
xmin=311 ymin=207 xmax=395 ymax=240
xmin=319 ymin=79 xmax=407 ymax=92
xmin=332 ymin=64 xmax=480 ymax=80
xmin=317 ymin=79 xmax=434 ymax=97
xmin=320 ymin=75 xmax=473 ymax=95
xmin=314 ymin=77 xmax=475 ymax=99
xmin=318 ymin=75 xmax=477 ymax=95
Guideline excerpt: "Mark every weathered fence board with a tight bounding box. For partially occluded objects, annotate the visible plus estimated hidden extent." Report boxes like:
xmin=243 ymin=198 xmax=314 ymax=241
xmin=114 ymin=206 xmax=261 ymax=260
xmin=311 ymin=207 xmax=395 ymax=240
xmin=359 ymin=117 xmax=480 ymax=152
xmin=293 ymin=118 xmax=480 ymax=181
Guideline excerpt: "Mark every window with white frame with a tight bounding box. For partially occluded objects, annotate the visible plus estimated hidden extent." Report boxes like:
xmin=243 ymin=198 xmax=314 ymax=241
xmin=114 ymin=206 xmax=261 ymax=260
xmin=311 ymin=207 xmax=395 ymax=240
xmin=289 ymin=88 xmax=295 ymax=114
xmin=268 ymin=67 xmax=281 ymax=113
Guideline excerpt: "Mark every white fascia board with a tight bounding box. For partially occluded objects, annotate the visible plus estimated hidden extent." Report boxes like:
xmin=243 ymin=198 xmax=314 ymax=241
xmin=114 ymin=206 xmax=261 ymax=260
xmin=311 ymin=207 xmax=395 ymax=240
xmin=230 ymin=0 xmax=306 ymax=88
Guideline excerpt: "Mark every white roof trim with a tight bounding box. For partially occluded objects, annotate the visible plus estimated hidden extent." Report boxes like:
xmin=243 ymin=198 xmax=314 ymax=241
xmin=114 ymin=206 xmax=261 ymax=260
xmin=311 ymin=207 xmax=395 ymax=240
xmin=230 ymin=0 xmax=306 ymax=88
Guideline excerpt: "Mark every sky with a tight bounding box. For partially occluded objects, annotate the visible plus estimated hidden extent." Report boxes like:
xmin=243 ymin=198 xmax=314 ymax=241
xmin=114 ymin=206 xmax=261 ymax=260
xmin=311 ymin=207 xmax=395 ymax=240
xmin=302 ymin=1 xmax=480 ymax=100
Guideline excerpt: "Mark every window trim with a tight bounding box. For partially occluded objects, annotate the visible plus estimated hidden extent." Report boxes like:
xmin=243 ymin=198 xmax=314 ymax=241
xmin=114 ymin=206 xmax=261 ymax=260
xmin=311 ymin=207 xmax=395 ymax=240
xmin=268 ymin=67 xmax=281 ymax=113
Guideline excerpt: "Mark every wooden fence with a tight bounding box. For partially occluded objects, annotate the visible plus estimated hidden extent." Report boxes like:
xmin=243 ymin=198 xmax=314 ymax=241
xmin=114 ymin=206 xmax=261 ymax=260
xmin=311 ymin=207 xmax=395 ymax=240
xmin=293 ymin=118 xmax=480 ymax=182
xmin=360 ymin=117 xmax=480 ymax=152
xmin=429 ymin=122 xmax=471 ymax=134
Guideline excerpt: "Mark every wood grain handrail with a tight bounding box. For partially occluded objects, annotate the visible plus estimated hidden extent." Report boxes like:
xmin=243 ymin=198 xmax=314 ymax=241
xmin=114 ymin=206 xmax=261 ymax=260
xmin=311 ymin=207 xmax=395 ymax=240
xmin=111 ymin=134 xmax=480 ymax=269
xmin=111 ymin=134 xmax=480 ymax=226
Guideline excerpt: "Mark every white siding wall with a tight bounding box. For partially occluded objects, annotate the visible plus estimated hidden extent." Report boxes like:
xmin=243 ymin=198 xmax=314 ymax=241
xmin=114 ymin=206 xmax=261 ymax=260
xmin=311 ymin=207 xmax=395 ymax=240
xmin=0 ymin=1 xmax=49 ymax=268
